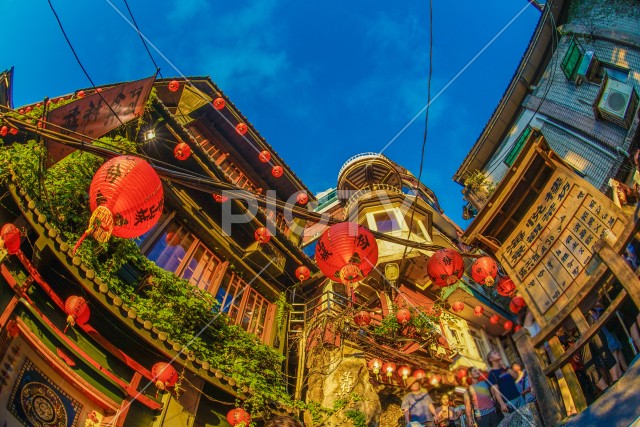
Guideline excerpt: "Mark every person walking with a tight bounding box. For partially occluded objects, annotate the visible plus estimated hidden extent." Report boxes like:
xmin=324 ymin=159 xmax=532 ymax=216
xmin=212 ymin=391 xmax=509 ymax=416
xmin=402 ymin=376 xmax=437 ymax=427
xmin=468 ymin=368 xmax=501 ymax=427
xmin=486 ymin=350 xmax=524 ymax=412
xmin=512 ymin=363 xmax=535 ymax=404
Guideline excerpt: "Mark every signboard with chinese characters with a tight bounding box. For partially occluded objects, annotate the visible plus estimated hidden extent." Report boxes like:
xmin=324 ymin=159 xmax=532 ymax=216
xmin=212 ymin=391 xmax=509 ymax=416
xmin=496 ymin=167 xmax=628 ymax=320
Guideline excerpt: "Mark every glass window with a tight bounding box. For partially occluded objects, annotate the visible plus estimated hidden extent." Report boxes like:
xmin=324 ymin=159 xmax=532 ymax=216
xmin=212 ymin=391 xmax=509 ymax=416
xmin=146 ymin=224 xmax=194 ymax=273
xmin=469 ymin=329 xmax=488 ymax=360
xmin=217 ymin=273 xmax=244 ymax=321
xmin=241 ymin=288 xmax=270 ymax=338
xmin=182 ymin=242 xmax=222 ymax=292
xmin=373 ymin=210 xmax=400 ymax=232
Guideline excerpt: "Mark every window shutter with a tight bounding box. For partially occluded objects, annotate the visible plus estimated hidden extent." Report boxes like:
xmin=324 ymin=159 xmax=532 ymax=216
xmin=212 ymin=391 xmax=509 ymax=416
xmin=505 ymin=126 xmax=532 ymax=166
xmin=561 ymin=37 xmax=584 ymax=81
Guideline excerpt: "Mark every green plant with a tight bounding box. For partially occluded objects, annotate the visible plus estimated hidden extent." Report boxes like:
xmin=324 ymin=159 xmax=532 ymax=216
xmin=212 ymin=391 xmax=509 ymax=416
xmin=275 ymin=292 xmax=292 ymax=334
xmin=463 ymin=170 xmax=495 ymax=195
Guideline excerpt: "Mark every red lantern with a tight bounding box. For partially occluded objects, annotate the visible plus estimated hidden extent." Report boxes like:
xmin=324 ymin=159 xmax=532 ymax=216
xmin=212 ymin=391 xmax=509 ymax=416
xmin=354 ymin=311 xmax=372 ymax=327
xmin=18 ymin=109 xmax=24 ymax=114
xmin=1 ymin=223 xmax=21 ymax=254
xmin=165 ymin=232 xmax=179 ymax=246
xmin=168 ymin=80 xmax=180 ymax=92
xmin=173 ymin=142 xmax=191 ymax=160
xmin=272 ymin=165 xmax=283 ymax=177
xmin=227 ymin=408 xmax=251 ymax=427
xmin=236 ymin=123 xmax=248 ymax=135
xmin=296 ymin=193 xmax=309 ymax=205
xmin=510 ymin=296 xmax=526 ymax=314
xmin=258 ymin=150 xmax=271 ymax=163
xmin=64 ymin=296 xmax=90 ymax=332
xmin=430 ymin=374 xmax=442 ymax=386
xmin=254 ymin=227 xmax=271 ymax=243
xmin=514 ymin=325 xmax=522 ymax=333
xmin=295 ymin=265 xmax=311 ymax=282
xmin=396 ymin=308 xmax=411 ymax=325
xmin=315 ymin=222 xmax=379 ymax=284
xmin=151 ymin=362 xmax=178 ymax=390
xmin=77 ymin=90 xmax=85 ymax=98
xmin=451 ymin=301 xmax=465 ymax=313
xmin=471 ymin=256 xmax=498 ymax=286
xmin=6 ymin=319 xmax=20 ymax=338
xmin=213 ymin=97 xmax=226 ymax=110
xmin=427 ymin=248 xmax=464 ymax=287
xmin=368 ymin=358 xmax=383 ymax=374
xmin=398 ymin=365 xmax=411 ymax=380
xmin=26 ymin=106 xmax=32 ymax=113
xmin=473 ymin=305 xmax=484 ymax=316
xmin=503 ymin=320 xmax=514 ymax=331
xmin=9 ymin=127 xmax=17 ymax=135
xmin=382 ymin=362 xmax=396 ymax=378
xmin=490 ymin=314 xmax=500 ymax=325
xmin=456 ymin=367 xmax=468 ymax=382
xmin=496 ymin=276 xmax=516 ymax=297
xmin=0 ymin=126 xmax=7 ymax=136
xmin=74 ymin=156 xmax=164 ymax=254
xmin=413 ymin=369 xmax=426 ymax=380
xmin=213 ymin=193 xmax=228 ymax=203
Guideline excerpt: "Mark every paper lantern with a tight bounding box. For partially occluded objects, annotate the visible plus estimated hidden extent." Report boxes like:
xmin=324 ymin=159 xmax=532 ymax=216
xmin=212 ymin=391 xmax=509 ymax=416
xmin=173 ymin=142 xmax=191 ymax=160
xmin=295 ymin=265 xmax=311 ymax=282
xmin=272 ymin=166 xmax=283 ymax=177
xmin=64 ymin=296 xmax=90 ymax=332
xmin=213 ymin=194 xmax=228 ymax=203
xmin=168 ymin=80 xmax=180 ymax=92
xmin=429 ymin=374 xmax=442 ymax=386
xmin=398 ymin=366 xmax=412 ymax=380
xmin=254 ymin=227 xmax=271 ymax=243
xmin=368 ymin=358 xmax=383 ymax=374
xmin=258 ymin=150 xmax=271 ymax=163
xmin=236 ymin=123 xmax=248 ymax=135
xmin=227 ymin=408 xmax=251 ymax=427
xmin=456 ymin=367 xmax=468 ymax=382
xmin=213 ymin=97 xmax=226 ymax=110
xmin=6 ymin=320 xmax=20 ymax=338
xmin=296 ymin=193 xmax=309 ymax=205
xmin=0 ymin=126 xmax=7 ymax=136
xmin=151 ymin=362 xmax=178 ymax=390
xmin=315 ymin=222 xmax=379 ymax=284
xmin=396 ymin=308 xmax=411 ymax=324
xmin=413 ymin=369 xmax=426 ymax=380
xmin=510 ymin=296 xmax=527 ymax=314
xmin=382 ymin=362 xmax=396 ymax=378
xmin=0 ymin=223 xmax=21 ymax=254
xmin=26 ymin=106 xmax=32 ymax=113
xmin=427 ymin=248 xmax=464 ymax=287
xmin=496 ymin=276 xmax=516 ymax=297
xmin=451 ymin=301 xmax=465 ymax=313
xmin=9 ymin=127 xmax=17 ymax=135
xmin=514 ymin=325 xmax=522 ymax=333
xmin=471 ymin=256 xmax=498 ymax=286
xmin=77 ymin=90 xmax=85 ymax=98
xmin=165 ymin=232 xmax=179 ymax=246
xmin=503 ymin=320 xmax=514 ymax=331
xmin=354 ymin=311 xmax=371 ymax=327
xmin=74 ymin=156 xmax=163 ymax=253
xmin=490 ymin=314 xmax=500 ymax=325
xmin=473 ymin=305 xmax=484 ymax=316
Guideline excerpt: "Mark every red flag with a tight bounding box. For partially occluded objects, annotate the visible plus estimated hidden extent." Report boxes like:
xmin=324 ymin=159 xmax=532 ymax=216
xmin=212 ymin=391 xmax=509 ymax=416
xmin=46 ymin=75 xmax=155 ymax=165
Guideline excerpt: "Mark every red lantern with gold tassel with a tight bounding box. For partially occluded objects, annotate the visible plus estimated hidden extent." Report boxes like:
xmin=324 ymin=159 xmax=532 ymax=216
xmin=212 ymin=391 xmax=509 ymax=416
xmin=168 ymin=80 xmax=180 ymax=92
xmin=354 ymin=311 xmax=371 ymax=327
xmin=451 ymin=301 xmax=465 ymax=313
xmin=213 ymin=97 xmax=226 ymax=110
xmin=272 ymin=165 xmax=283 ymax=177
xmin=315 ymin=222 xmax=378 ymax=284
xmin=396 ymin=308 xmax=411 ymax=325
xmin=236 ymin=123 xmax=248 ymax=135
xmin=64 ymin=296 xmax=90 ymax=332
xmin=151 ymin=362 xmax=179 ymax=390
xmin=227 ymin=408 xmax=251 ymax=426
xmin=74 ymin=156 xmax=163 ymax=254
xmin=413 ymin=369 xmax=426 ymax=380
xmin=295 ymin=265 xmax=310 ymax=282
xmin=471 ymin=256 xmax=498 ymax=286
xmin=510 ymin=296 xmax=527 ymax=314
xmin=427 ymin=248 xmax=464 ymax=287
xmin=255 ymin=227 xmax=271 ymax=243
xmin=398 ymin=365 xmax=411 ymax=381
xmin=296 ymin=192 xmax=309 ymax=205
xmin=473 ymin=305 xmax=484 ymax=316
xmin=1 ymin=223 xmax=21 ymax=254
xmin=490 ymin=314 xmax=500 ymax=325
xmin=258 ymin=150 xmax=271 ymax=163
xmin=503 ymin=321 xmax=514 ymax=331
xmin=173 ymin=142 xmax=191 ymax=160
xmin=368 ymin=358 xmax=383 ymax=375
xmin=496 ymin=276 xmax=516 ymax=297
xmin=382 ymin=362 xmax=396 ymax=379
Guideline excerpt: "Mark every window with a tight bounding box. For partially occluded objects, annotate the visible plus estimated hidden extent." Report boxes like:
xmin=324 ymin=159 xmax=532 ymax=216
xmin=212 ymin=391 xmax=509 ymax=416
xmin=594 ymin=64 xmax=629 ymax=84
xmin=146 ymin=224 xmax=194 ymax=273
xmin=182 ymin=242 xmax=222 ymax=292
xmin=241 ymin=289 xmax=270 ymax=337
xmin=561 ymin=37 xmax=584 ymax=81
xmin=373 ymin=210 xmax=400 ymax=232
xmin=469 ymin=329 xmax=489 ymax=361
xmin=505 ymin=126 xmax=532 ymax=167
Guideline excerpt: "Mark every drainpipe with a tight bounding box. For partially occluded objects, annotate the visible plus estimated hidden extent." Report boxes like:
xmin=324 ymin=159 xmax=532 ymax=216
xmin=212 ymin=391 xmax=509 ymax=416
xmin=537 ymin=117 xmax=619 ymax=160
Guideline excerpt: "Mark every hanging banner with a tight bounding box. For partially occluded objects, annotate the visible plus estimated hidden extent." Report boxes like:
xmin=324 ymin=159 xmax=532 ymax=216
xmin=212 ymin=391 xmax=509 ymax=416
xmin=46 ymin=75 xmax=155 ymax=165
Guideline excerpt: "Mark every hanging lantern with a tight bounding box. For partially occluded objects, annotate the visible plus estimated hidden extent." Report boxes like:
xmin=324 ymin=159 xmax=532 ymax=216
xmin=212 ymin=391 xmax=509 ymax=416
xmin=314 ymin=222 xmax=379 ymax=284
xmin=227 ymin=408 xmax=251 ymax=427
xmin=510 ymin=296 xmax=527 ymax=314
xmin=456 ymin=368 xmax=468 ymax=382
xmin=0 ymin=126 xmax=7 ymax=136
xmin=64 ymin=296 xmax=90 ymax=332
xmin=496 ymin=276 xmax=516 ymax=297
xmin=451 ymin=301 xmax=465 ymax=313
xmin=168 ymin=80 xmax=180 ymax=92
xmin=368 ymin=358 xmax=383 ymax=375
xmin=254 ymin=227 xmax=271 ymax=243
xmin=236 ymin=123 xmax=248 ymax=135
xmin=6 ymin=319 xmax=20 ymax=338
xmin=413 ymin=369 xmax=426 ymax=380
xmin=490 ymin=314 xmax=500 ymax=325
xmin=471 ymin=256 xmax=499 ymax=286
xmin=398 ymin=365 xmax=411 ymax=381
xmin=213 ymin=97 xmax=226 ymax=110
xmin=514 ymin=325 xmax=522 ymax=333
xmin=427 ymin=248 xmax=464 ymax=287
xmin=151 ymin=362 xmax=179 ymax=390
xmin=18 ymin=109 xmax=24 ymax=114
xmin=258 ymin=150 xmax=271 ymax=163
xmin=271 ymin=165 xmax=283 ymax=177
xmin=295 ymin=265 xmax=311 ymax=282
xmin=26 ymin=106 xmax=32 ymax=113
xmin=165 ymin=232 xmax=179 ymax=246
xmin=9 ymin=127 xmax=17 ymax=135
xmin=354 ymin=311 xmax=372 ymax=327
xmin=473 ymin=305 xmax=484 ymax=316
xmin=503 ymin=320 xmax=514 ymax=331
xmin=213 ymin=193 xmax=229 ymax=203
xmin=382 ymin=362 xmax=396 ymax=379
xmin=173 ymin=142 xmax=191 ymax=160
xmin=296 ymin=192 xmax=309 ymax=205
xmin=0 ymin=223 xmax=21 ymax=254
xmin=74 ymin=156 xmax=163 ymax=254
xmin=429 ymin=374 xmax=441 ymax=386
xmin=77 ymin=90 xmax=85 ymax=98
xmin=396 ymin=308 xmax=411 ymax=325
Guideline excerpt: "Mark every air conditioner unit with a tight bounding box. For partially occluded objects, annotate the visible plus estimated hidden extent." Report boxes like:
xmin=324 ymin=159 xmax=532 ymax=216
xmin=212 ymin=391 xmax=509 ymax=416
xmin=597 ymin=78 xmax=638 ymax=129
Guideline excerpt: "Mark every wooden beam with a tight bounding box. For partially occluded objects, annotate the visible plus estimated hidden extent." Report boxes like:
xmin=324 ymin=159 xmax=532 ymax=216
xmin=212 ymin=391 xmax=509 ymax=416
xmin=597 ymin=241 xmax=640 ymax=308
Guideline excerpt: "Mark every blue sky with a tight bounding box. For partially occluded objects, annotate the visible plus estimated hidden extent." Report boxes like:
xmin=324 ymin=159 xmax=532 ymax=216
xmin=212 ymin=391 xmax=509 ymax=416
xmin=3 ymin=0 xmax=541 ymax=227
